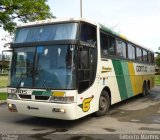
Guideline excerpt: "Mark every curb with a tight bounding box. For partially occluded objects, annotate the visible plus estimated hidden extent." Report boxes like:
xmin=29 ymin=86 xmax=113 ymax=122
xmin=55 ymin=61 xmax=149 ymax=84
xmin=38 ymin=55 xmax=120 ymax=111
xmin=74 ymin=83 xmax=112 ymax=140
xmin=0 ymin=88 xmax=7 ymax=93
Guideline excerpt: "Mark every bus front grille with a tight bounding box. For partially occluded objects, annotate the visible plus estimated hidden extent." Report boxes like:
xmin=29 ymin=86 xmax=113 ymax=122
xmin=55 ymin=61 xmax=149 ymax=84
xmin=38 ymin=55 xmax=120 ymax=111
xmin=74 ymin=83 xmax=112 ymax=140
xmin=35 ymin=96 xmax=50 ymax=100
xmin=19 ymin=94 xmax=50 ymax=101
xmin=19 ymin=95 xmax=31 ymax=99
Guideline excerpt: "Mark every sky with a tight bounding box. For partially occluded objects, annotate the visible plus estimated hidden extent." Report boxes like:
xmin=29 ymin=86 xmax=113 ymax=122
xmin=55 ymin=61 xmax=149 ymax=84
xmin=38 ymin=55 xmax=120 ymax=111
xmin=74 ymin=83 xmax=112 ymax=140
xmin=0 ymin=0 xmax=160 ymax=53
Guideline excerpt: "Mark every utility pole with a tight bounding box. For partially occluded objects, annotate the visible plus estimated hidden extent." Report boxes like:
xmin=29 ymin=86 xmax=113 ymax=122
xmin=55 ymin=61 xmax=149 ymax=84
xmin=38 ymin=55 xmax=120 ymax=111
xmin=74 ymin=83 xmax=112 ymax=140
xmin=80 ymin=0 xmax=82 ymax=18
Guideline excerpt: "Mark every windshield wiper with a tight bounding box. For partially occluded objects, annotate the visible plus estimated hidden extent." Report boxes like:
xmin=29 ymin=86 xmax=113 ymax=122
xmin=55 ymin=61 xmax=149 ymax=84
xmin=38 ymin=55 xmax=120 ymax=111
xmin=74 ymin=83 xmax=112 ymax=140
xmin=16 ymin=73 xmax=27 ymax=89
xmin=42 ymin=80 xmax=51 ymax=91
xmin=35 ymin=65 xmax=51 ymax=91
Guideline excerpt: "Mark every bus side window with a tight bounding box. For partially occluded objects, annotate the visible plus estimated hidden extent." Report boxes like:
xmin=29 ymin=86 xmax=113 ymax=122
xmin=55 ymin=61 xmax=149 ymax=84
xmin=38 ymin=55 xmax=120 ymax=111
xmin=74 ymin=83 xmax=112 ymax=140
xmin=116 ymin=39 xmax=127 ymax=58
xmin=128 ymin=44 xmax=136 ymax=60
xmin=108 ymin=36 xmax=116 ymax=55
xmin=143 ymin=50 xmax=148 ymax=63
xmin=136 ymin=47 xmax=142 ymax=61
xmin=100 ymin=32 xmax=116 ymax=57
xmin=80 ymin=23 xmax=97 ymax=45
xmin=148 ymin=51 xmax=152 ymax=63
xmin=100 ymin=32 xmax=108 ymax=57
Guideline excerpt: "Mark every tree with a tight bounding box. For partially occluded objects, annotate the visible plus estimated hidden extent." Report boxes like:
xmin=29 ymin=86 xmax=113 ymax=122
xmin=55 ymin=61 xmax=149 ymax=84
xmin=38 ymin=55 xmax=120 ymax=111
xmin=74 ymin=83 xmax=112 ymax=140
xmin=0 ymin=0 xmax=53 ymax=34
xmin=155 ymin=47 xmax=160 ymax=67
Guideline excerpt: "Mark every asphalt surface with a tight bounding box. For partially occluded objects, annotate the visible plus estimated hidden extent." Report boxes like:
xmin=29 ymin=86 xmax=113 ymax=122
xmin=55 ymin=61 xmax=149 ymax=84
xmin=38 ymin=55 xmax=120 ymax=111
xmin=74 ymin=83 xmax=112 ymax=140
xmin=0 ymin=86 xmax=160 ymax=140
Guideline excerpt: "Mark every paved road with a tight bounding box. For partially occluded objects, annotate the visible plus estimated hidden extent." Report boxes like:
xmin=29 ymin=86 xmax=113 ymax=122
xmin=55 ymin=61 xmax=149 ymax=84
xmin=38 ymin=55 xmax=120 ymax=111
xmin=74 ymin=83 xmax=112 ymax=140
xmin=0 ymin=87 xmax=160 ymax=140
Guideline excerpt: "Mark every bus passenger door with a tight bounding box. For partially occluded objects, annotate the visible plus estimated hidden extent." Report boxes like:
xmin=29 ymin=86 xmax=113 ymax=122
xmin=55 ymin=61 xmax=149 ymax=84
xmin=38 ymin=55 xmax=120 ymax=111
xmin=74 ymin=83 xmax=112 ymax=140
xmin=77 ymin=46 xmax=97 ymax=93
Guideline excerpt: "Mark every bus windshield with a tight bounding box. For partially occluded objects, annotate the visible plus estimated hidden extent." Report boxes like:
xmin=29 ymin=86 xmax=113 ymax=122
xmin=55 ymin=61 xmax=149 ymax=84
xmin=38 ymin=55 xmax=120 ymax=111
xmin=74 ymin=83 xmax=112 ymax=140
xmin=14 ymin=23 xmax=78 ymax=43
xmin=10 ymin=45 xmax=76 ymax=89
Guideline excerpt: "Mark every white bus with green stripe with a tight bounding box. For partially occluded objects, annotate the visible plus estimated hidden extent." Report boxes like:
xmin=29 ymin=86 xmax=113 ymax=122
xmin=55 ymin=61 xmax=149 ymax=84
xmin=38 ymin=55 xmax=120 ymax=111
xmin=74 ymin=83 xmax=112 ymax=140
xmin=7 ymin=18 xmax=155 ymax=120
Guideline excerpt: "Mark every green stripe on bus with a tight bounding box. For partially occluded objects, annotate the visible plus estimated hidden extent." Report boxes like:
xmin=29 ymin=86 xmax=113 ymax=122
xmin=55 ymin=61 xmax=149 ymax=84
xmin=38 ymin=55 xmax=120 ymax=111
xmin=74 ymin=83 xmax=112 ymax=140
xmin=32 ymin=91 xmax=51 ymax=96
xmin=112 ymin=60 xmax=128 ymax=100
xmin=121 ymin=61 xmax=133 ymax=98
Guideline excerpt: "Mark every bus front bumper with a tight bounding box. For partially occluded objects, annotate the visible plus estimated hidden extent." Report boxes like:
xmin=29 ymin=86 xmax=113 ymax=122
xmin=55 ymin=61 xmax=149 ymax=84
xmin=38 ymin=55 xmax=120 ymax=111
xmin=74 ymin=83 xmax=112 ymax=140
xmin=7 ymin=99 xmax=77 ymax=120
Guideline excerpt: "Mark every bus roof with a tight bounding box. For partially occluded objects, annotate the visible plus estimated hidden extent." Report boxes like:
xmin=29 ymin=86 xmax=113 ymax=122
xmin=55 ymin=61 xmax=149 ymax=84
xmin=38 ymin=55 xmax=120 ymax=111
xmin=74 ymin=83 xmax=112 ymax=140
xmin=17 ymin=17 xmax=97 ymax=28
xmin=17 ymin=18 xmax=153 ymax=52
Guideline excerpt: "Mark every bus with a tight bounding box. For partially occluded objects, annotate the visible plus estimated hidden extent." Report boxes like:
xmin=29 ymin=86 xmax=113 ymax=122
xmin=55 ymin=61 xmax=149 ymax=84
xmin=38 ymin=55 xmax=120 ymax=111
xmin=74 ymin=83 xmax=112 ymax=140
xmin=7 ymin=18 xmax=155 ymax=120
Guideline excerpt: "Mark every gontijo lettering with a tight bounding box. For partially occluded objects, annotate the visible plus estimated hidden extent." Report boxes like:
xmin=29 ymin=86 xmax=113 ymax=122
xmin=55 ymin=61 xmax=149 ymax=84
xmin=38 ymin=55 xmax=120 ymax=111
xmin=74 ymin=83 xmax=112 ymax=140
xmin=136 ymin=66 xmax=147 ymax=72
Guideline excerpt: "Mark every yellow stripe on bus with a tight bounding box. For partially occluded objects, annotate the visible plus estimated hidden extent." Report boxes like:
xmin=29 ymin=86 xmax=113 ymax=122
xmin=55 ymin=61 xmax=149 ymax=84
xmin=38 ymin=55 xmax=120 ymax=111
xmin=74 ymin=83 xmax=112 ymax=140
xmin=128 ymin=62 xmax=140 ymax=95
xmin=120 ymin=34 xmax=128 ymax=40
xmin=128 ymin=62 xmax=137 ymax=95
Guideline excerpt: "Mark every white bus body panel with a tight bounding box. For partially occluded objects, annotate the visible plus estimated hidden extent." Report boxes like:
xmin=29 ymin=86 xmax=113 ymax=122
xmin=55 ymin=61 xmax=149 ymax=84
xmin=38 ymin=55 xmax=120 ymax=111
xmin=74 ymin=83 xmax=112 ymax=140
xmin=7 ymin=99 xmax=76 ymax=120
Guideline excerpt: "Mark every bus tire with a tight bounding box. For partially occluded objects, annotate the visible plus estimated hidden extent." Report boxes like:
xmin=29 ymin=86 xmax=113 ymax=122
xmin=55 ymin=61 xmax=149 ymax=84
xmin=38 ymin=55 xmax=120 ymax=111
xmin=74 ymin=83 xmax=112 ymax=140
xmin=147 ymin=81 xmax=150 ymax=90
xmin=142 ymin=82 xmax=148 ymax=97
xmin=95 ymin=90 xmax=110 ymax=116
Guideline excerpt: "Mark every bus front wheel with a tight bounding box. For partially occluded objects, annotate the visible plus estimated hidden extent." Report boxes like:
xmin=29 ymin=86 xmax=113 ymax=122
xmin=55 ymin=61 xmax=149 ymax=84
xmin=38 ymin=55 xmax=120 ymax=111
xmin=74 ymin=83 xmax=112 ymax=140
xmin=95 ymin=90 xmax=110 ymax=116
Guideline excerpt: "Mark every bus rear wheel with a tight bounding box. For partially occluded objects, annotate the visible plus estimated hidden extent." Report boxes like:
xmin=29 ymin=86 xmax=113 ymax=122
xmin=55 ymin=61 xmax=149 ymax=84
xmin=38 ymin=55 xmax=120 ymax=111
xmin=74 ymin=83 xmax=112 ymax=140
xmin=142 ymin=83 xmax=149 ymax=96
xmin=95 ymin=90 xmax=110 ymax=116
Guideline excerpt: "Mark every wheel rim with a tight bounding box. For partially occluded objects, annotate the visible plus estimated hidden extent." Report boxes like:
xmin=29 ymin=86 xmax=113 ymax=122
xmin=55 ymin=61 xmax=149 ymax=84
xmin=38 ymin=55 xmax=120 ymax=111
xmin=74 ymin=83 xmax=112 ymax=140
xmin=99 ymin=96 xmax=107 ymax=111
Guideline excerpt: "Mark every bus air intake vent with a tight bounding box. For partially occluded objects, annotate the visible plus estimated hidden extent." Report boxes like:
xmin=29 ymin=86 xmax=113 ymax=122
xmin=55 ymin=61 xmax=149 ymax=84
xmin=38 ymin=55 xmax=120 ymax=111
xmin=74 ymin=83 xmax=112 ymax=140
xmin=19 ymin=95 xmax=31 ymax=99
xmin=35 ymin=96 xmax=50 ymax=100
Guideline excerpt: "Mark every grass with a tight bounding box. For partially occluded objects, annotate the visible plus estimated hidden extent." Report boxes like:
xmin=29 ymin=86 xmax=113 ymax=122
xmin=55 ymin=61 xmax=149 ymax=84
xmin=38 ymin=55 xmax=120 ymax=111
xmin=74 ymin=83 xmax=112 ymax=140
xmin=154 ymin=75 xmax=160 ymax=85
xmin=0 ymin=75 xmax=8 ymax=88
xmin=0 ymin=93 xmax=8 ymax=100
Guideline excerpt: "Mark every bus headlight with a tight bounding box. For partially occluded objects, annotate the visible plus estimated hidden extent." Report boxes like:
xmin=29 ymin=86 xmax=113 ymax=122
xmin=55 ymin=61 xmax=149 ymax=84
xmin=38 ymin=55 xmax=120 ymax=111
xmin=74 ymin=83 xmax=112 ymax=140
xmin=49 ymin=96 xmax=74 ymax=103
xmin=52 ymin=108 xmax=66 ymax=113
xmin=8 ymin=93 xmax=19 ymax=100
xmin=8 ymin=103 xmax=18 ymax=112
